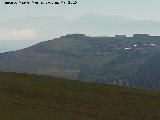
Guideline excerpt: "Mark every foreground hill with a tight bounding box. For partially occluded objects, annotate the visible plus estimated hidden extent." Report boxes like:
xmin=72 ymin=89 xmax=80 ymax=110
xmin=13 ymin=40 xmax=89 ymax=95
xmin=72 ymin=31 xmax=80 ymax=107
xmin=1 ymin=34 xmax=160 ymax=89
xmin=0 ymin=72 xmax=160 ymax=120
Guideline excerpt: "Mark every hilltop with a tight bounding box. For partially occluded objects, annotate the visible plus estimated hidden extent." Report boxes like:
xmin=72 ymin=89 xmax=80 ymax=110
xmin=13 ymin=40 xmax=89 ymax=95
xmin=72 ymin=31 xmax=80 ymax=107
xmin=0 ymin=34 xmax=160 ymax=89
xmin=0 ymin=72 xmax=160 ymax=119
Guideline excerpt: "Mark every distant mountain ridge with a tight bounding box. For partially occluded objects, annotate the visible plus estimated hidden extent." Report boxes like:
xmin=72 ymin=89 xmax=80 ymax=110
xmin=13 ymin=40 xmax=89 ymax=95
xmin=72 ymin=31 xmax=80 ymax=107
xmin=1 ymin=34 xmax=160 ymax=89
xmin=1 ymin=14 xmax=160 ymax=41
xmin=1 ymin=14 xmax=160 ymax=53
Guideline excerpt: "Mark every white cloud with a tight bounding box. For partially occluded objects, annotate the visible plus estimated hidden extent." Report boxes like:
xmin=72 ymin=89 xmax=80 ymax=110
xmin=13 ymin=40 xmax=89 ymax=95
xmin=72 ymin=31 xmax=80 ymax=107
xmin=0 ymin=29 xmax=39 ymax=40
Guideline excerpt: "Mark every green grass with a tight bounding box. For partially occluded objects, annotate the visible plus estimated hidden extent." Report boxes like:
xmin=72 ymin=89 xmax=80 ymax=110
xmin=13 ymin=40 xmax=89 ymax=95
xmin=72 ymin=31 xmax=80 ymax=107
xmin=0 ymin=72 xmax=160 ymax=120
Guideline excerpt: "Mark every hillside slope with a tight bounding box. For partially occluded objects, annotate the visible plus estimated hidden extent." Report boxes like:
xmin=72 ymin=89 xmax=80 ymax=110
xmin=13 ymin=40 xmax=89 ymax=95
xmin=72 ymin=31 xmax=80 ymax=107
xmin=1 ymin=34 xmax=160 ymax=89
xmin=0 ymin=72 xmax=160 ymax=120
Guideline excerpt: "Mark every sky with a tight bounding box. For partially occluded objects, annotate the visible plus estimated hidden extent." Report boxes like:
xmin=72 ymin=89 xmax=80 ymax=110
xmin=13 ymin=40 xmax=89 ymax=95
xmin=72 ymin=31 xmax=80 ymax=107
xmin=0 ymin=0 xmax=160 ymax=21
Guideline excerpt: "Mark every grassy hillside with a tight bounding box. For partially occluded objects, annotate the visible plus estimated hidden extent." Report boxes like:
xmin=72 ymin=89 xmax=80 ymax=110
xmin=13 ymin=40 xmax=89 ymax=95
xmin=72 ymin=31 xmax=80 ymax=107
xmin=0 ymin=72 xmax=160 ymax=120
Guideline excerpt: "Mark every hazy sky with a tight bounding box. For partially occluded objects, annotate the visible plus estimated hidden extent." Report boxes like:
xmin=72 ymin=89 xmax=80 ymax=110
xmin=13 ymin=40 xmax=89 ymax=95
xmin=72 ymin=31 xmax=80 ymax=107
xmin=0 ymin=0 xmax=160 ymax=21
xmin=0 ymin=0 xmax=160 ymax=52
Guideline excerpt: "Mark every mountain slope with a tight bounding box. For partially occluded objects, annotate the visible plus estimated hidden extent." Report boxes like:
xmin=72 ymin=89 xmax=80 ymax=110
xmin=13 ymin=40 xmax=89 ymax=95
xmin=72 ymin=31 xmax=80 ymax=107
xmin=97 ymin=53 xmax=160 ymax=88
xmin=1 ymin=34 xmax=160 ymax=89
xmin=0 ymin=72 xmax=160 ymax=120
